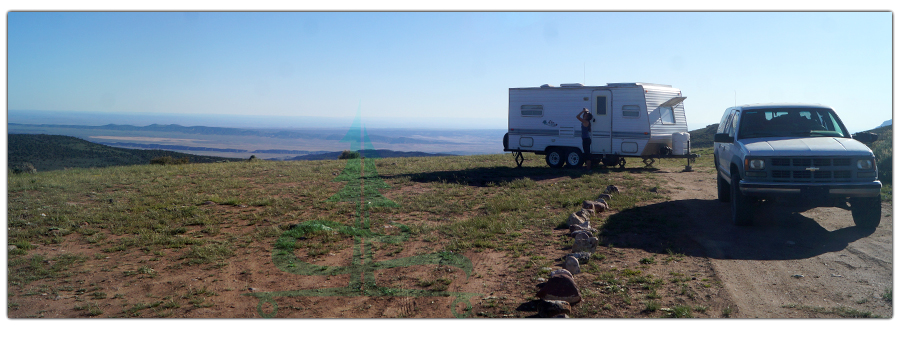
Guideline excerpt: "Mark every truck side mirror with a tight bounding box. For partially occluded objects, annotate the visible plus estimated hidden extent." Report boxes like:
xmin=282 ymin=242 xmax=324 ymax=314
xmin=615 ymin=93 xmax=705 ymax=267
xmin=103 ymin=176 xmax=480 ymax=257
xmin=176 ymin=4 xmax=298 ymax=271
xmin=853 ymin=132 xmax=878 ymax=143
xmin=714 ymin=133 xmax=733 ymax=143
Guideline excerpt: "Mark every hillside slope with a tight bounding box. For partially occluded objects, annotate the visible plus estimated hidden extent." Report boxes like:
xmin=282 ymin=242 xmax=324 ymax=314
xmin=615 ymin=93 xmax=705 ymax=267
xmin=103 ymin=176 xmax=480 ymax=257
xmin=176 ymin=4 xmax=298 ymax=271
xmin=7 ymin=134 xmax=239 ymax=172
xmin=689 ymin=123 xmax=719 ymax=148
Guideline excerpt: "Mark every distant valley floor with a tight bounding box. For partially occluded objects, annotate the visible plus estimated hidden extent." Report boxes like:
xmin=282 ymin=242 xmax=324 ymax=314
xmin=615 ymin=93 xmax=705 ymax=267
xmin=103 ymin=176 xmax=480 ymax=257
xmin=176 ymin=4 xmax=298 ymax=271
xmin=8 ymin=123 xmax=507 ymax=160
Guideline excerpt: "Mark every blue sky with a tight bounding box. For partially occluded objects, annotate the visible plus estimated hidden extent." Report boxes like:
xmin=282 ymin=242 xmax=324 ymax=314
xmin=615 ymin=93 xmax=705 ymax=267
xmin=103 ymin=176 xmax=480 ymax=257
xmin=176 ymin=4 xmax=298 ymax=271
xmin=7 ymin=11 xmax=893 ymax=131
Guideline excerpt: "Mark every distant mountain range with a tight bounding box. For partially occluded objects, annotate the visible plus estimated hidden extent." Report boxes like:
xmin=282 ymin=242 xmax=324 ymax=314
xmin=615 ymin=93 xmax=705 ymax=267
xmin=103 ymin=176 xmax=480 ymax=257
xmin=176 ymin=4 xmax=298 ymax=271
xmin=7 ymin=123 xmax=456 ymax=145
xmin=880 ymin=119 xmax=892 ymax=128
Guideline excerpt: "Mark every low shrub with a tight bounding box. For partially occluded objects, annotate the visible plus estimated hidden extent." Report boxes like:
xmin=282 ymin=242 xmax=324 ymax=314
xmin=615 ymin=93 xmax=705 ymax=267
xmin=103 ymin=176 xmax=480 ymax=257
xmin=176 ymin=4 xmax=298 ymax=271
xmin=150 ymin=156 xmax=190 ymax=165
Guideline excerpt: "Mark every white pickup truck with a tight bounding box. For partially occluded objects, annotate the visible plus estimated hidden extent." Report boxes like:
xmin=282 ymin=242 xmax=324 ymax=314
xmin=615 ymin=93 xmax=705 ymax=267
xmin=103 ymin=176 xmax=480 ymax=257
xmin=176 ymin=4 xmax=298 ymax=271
xmin=713 ymin=103 xmax=882 ymax=227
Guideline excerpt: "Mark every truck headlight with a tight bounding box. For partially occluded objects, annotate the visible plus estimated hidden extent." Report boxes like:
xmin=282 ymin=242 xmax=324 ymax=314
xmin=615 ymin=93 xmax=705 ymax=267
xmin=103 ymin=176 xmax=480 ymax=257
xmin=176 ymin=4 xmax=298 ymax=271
xmin=745 ymin=158 xmax=765 ymax=170
xmin=857 ymin=159 xmax=874 ymax=170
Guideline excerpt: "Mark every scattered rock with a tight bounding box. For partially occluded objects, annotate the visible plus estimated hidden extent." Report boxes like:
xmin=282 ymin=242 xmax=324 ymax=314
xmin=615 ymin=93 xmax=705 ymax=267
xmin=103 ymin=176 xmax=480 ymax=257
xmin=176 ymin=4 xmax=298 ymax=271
xmin=564 ymin=256 xmax=581 ymax=274
xmin=572 ymin=232 xmax=599 ymax=253
xmin=791 ymin=274 xmax=804 ymax=279
xmin=582 ymin=200 xmax=609 ymax=213
xmin=535 ymin=277 xmax=548 ymax=283
xmin=569 ymin=220 xmax=591 ymax=233
xmin=604 ymin=185 xmax=620 ymax=194
xmin=537 ymin=271 xmax=581 ymax=304
xmin=649 ymin=187 xmax=659 ymax=193
xmin=541 ymin=267 xmax=553 ymax=273
xmin=574 ymin=209 xmax=592 ymax=219
xmin=565 ymin=252 xmax=592 ymax=263
xmin=538 ymin=300 xmax=572 ymax=318
xmin=248 ymin=287 xmax=257 ymax=292
xmin=597 ymin=194 xmax=612 ymax=201
xmin=550 ymin=269 xmax=573 ymax=278
xmin=8 ymin=245 xmax=17 ymax=252
xmin=569 ymin=229 xmax=594 ymax=238
xmin=566 ymin=212 xmax=588 ymax=228
xmin=201 ymin=201 xmax=216 ymax=205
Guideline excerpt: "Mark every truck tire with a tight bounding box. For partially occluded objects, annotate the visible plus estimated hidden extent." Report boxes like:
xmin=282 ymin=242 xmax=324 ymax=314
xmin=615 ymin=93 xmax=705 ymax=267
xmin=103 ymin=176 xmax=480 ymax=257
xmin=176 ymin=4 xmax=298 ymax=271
xmin=730 ymin=171 xmax=753 ymax=226
xmin=545 ymin=148 xmax=564 ymax=168
xmin=564 ymin=148 xmax=584 ymax=168
xmin=717 ymin=171 xmax=730 ymax=202
xmin=850 ymin=197 xmax=881 ymax=228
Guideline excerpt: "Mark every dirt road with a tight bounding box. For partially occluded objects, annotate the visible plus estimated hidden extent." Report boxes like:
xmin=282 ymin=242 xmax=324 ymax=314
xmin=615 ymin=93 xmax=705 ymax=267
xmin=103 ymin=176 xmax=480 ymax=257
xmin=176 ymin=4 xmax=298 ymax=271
xmin=657 ymin=169 xmax=893 ymax=318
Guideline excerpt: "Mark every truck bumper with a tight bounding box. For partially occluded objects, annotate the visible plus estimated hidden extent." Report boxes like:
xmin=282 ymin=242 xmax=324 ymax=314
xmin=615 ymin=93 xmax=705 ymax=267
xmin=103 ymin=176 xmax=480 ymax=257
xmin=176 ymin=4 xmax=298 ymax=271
xmin=739 ymin=181 xmax=882 ymax=198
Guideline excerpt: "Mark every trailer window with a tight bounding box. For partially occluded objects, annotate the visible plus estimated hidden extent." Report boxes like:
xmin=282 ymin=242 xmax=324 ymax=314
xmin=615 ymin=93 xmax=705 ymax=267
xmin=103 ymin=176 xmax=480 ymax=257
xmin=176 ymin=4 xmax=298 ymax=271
xmin=521 ymin=105 xmax=543 ymax=117
xmin=622 ymin=105 xmax=640 ymax=118
xmin=596 ymin=97 xmax=607 ymax=115
xmin=660 ymin=106 xmax=675 ymax=124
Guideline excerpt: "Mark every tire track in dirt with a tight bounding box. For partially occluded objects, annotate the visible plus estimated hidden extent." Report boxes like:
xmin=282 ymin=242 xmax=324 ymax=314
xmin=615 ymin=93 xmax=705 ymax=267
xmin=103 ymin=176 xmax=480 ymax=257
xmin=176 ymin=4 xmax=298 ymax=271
xmin=658 ymin=169 xmax=893 ymax=318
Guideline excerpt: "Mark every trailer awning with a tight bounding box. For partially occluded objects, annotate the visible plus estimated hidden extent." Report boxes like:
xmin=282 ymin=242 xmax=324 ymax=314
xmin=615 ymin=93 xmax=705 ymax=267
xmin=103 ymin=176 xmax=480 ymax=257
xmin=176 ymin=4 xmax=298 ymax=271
xmin=660 ymin=96 xmax=687 ymax=107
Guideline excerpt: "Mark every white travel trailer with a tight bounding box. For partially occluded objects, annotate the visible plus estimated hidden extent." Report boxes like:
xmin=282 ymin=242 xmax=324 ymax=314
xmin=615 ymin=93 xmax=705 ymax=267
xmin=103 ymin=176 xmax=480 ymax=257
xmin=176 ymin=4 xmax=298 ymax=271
xmin=503 ymin=82 xmax=697 ymax=168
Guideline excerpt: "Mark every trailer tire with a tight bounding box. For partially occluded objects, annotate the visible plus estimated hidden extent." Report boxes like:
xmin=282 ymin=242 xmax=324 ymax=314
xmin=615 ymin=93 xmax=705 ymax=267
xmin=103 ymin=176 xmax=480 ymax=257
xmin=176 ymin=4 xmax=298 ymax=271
xmin=601 ymin=155 xmax=619 ymax=167
xmin=545 ymin=148 xmax=564 ymax=168
xmin=564 ymin=148 xmax=584 ymax=168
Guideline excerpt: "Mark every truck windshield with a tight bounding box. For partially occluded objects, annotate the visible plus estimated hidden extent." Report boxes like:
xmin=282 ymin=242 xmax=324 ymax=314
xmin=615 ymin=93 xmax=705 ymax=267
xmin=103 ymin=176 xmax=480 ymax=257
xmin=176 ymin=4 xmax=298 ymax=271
xmin=737 ymin=108 xmax=849 ymax=139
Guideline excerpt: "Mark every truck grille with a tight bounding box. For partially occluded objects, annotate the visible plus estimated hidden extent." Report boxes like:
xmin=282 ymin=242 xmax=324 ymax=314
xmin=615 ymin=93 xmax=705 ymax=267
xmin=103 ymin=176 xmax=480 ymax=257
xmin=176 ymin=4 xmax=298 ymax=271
xmin=768 ymin=157 xmax=853 ymax=182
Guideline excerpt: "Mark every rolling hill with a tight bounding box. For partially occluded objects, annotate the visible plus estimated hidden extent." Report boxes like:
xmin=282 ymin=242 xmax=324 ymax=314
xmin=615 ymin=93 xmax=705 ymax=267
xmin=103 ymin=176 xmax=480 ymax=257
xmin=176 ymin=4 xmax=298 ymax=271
xmin=7 ymin=134 xmax=241 ymax=172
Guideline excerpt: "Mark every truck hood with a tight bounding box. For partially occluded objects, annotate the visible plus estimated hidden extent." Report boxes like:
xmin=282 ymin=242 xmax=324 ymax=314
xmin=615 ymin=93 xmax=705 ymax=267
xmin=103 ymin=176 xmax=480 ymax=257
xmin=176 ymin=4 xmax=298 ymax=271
xmin=741 ymin=137 xmax=874 ymax=157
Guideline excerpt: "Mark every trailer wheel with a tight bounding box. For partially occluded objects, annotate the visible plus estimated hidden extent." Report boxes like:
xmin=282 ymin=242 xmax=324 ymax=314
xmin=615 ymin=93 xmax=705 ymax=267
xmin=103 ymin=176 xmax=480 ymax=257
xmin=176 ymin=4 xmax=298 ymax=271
xmin=564 ymin=148 xmax=584 ymax=168
xmin=618 ymin=157 xmax=626 ymax=168
xmin=601 ymin=155 xmax=619 ymax=167
xmin=545 ymin=149 xmax=564 ymax=168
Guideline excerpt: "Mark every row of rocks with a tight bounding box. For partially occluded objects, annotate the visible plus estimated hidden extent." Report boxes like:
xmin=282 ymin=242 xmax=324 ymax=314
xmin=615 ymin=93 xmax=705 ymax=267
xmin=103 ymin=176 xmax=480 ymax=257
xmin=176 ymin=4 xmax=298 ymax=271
xmin=533 ymin=186 xmax=620 ymax=317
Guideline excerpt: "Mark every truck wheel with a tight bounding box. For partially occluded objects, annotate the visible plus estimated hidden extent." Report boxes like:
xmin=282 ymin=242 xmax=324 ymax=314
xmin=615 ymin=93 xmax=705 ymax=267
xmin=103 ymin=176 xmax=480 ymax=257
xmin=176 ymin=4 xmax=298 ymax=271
xmin=850 ymin=197 xmax=881 ymax=228
xmin=717 ymin=171 xmax=730 ymax=202
xmin=730 ymin=171 xmax=753 ymax=226
xmin=545 ymin=149 xmax=564 ymax=168
xmin=564 ymin=148 xmax=584 ymax=168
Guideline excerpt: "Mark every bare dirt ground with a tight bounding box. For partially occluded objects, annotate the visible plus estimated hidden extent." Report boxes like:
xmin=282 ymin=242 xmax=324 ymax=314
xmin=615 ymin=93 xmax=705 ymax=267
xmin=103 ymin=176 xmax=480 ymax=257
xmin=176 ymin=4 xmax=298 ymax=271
xmin=8 ymin=166 xmax=892 ymax=319
xmin=654 ymin=168 xmax=893 ymax=318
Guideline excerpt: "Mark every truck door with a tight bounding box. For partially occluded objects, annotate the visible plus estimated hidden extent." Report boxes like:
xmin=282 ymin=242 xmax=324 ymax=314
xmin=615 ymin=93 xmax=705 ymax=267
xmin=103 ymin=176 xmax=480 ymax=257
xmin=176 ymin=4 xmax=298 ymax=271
xmin=591 ymin=90 xmax=612 ymax=153
xmin=717 ymin=109 xmax=738 ymax=178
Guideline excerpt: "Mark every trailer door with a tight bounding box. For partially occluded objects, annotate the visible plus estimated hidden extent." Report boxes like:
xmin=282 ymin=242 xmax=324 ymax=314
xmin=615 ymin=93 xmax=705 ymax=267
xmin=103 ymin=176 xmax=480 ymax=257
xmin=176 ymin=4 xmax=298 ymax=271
xmin=591 ymin=90 xmax=612 ymax=153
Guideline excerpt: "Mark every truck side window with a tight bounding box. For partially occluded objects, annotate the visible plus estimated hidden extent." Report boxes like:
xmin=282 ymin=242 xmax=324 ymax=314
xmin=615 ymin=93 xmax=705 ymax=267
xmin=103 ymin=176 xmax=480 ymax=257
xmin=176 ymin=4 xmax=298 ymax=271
xmin=722 ymin=110 xmax=736 ymax=137
xmin=521 ymin=105 xmax=543 ymax=117
xmin=729 ymin=110 xmax=739 ymax=137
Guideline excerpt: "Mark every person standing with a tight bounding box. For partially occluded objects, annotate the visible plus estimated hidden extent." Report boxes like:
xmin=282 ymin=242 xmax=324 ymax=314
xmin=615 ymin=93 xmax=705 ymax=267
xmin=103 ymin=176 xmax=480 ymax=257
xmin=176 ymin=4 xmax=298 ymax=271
xmin=576 ymin=108 xmax=593 ymax=169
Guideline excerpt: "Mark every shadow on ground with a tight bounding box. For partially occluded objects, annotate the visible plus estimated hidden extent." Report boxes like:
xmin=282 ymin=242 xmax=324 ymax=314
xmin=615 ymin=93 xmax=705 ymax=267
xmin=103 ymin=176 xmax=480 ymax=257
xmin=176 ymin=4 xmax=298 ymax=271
xmin=601 ymin=198 xmax=877 ymax=261
xmin=382 ymin=165 xmax=658 ymax=187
